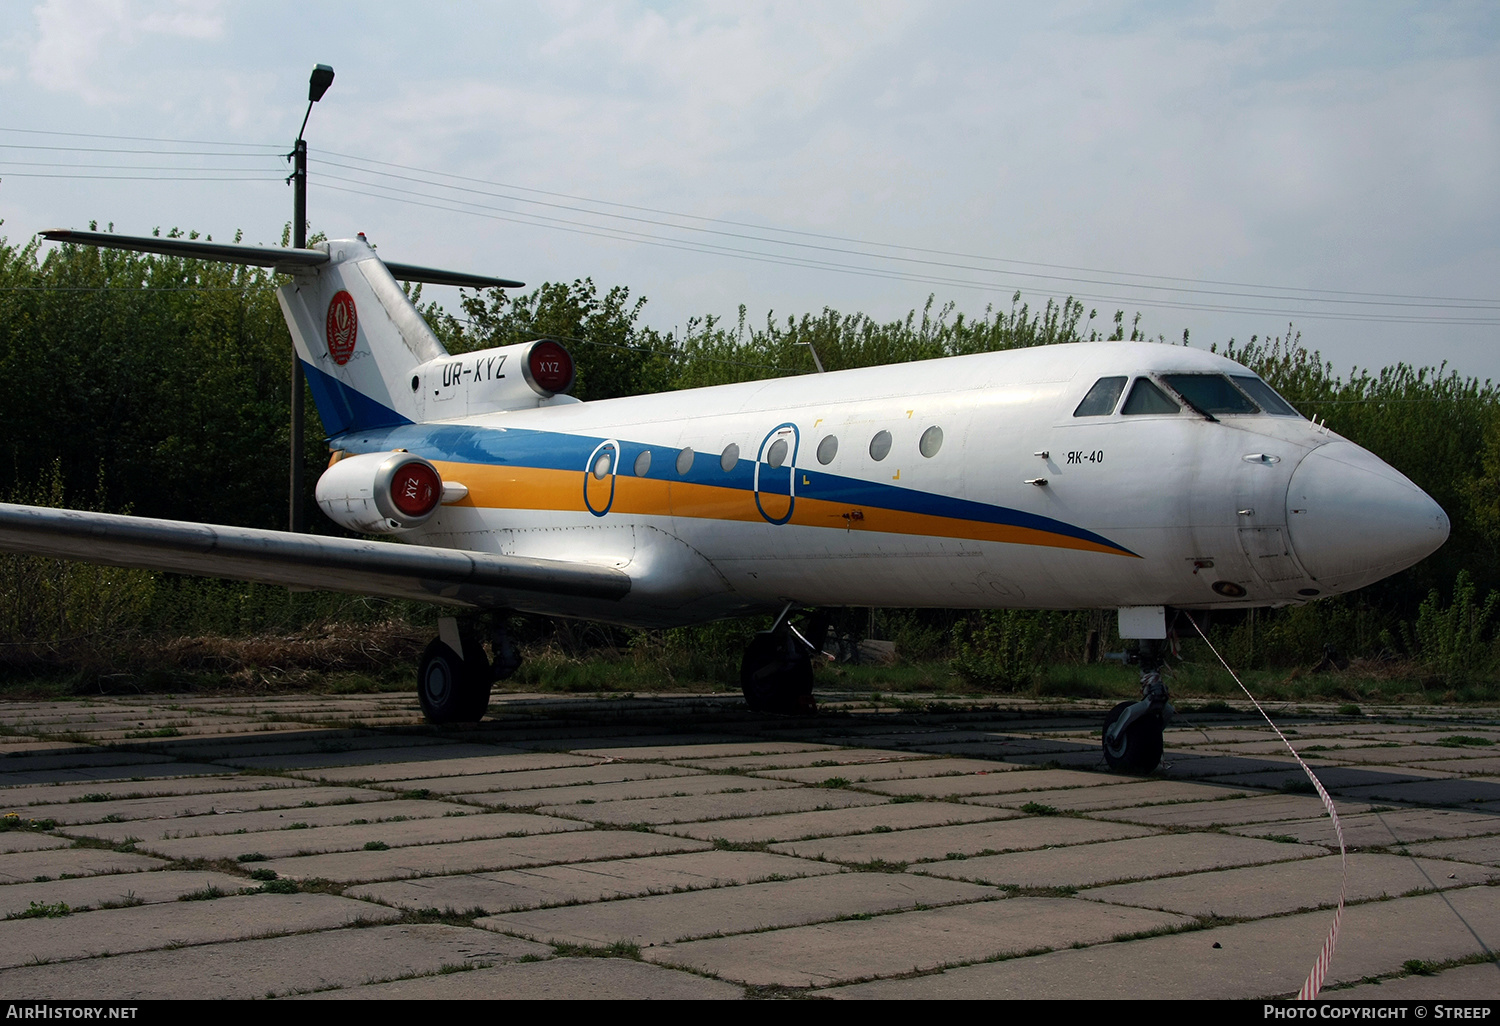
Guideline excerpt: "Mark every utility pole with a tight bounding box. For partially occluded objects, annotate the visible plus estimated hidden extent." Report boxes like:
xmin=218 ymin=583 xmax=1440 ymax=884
xmin=287 ymin=63 xmax=335 ymax=533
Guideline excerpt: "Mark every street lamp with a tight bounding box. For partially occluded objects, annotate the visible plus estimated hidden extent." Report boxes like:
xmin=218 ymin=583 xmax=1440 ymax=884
xmin=287 ymin=63 xmax=334 ymax=533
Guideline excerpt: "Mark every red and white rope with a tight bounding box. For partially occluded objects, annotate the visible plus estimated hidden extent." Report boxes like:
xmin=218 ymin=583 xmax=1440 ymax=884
xmin=1188 ymin=619 xmax=1348 ymax=1000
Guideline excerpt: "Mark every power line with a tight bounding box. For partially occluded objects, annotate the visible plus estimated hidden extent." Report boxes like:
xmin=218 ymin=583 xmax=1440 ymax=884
xmin=321 ymin=149 xmax=1500 ymax=308
xmin=12 ymin=125 xmax=1498 ymax=326
xmin=318 ymin=178 xmax=1500 ymax=327
xmin=0 ymin=126 xmax=282 ymax=149
xmin=3 ymin=172 xmax=283 ymax=182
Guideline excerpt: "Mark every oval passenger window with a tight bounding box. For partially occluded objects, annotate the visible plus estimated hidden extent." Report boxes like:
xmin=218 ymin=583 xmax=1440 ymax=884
xmin=721 ymin=443 xmax=739 ymax=472
xmin=869 ymin=430 xmax=892 ymax=461
xmin=676 ymin=447 xmax=694 ymax=475
xmin=767 ymin=439 xmax=788 ymax=468
xmin=633 ymin=450 xmax=651 ymax=476
xmin=919 ymin=426 xmax=943 ymax=458
xmin=817 ymin=434 xmax=838 ymax=465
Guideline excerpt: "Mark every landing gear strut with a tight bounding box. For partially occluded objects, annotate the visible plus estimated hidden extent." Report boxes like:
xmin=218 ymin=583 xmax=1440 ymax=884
xmin=1102 ymin=639 xmax=1173 ymax=773
xmin=741 ymin=611 xmax=824 ymax=715
xmin=417 ymin=616 xmax=521 ymax=724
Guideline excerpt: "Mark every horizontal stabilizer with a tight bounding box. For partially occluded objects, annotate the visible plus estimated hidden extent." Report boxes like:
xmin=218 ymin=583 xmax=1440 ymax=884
xmin=40 ymin=230 xmax=524 ymax=289
xmin=0 ymin=503 xmax=629 ymax=608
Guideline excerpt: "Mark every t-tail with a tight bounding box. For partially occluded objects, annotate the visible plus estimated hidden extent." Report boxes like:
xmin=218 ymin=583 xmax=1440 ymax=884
xmin=40 ymin=229 xmax=573 ymax=438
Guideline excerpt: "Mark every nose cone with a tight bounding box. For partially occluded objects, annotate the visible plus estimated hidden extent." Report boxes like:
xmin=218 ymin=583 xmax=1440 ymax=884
xmin=1286 ymin=441 xmax=1449 ymax=591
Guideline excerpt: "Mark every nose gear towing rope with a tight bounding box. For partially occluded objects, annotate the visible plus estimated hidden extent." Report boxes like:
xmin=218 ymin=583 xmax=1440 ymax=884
xmin=1189 ymin=618 xmax=1348 ymax=1001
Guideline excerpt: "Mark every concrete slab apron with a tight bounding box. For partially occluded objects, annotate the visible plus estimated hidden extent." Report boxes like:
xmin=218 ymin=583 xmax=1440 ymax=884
xmin=540 ymin=786 xmax=886 ymax=826
xmin=31 ymin=785 xmax=393 ymax=827
xmin=395 ymin=762 xmax=704 ymax=796
xmin=0 ymin=870 xmax=248 ymax=917
xmin=0 ymin=849 xmax=165 ymax=883
xmin=462 ymin=773 xmax=796 ymax=810
xmin=912 ymin=833 xmax=1324 ymax=889
xmin=263 ymin=830 xmax=715 ymax=883
xmin=1407 ymin=835 xmax=1500 ymax=866
xmin=645 ymin=896 xmax=1190 ymax=988
xmin=1081 ymin=852 xmax=1499 ymax=917
xmin=1226 ymin=808 xmax=1500 ymax=847
xmin=854 ymin=768 xmax=1124 ymax=798
xmin=142 ymin=810 xmax=588 ymax=861
xmin=661 ymin=801 xmax=1016 ymax=843
xmin=1091 ymin=793 xmax=1349 ymax=828
xmin=0 ymin=893 xmax=399 ymax=969
xmin=350 ymin=851 xmax=843 ymax=913
xmin=771 ymin=816 xmax=1156 ymax=864
xmin=0 ymin=924 xmax=549 ymax=1000
xmin=302 ymin=956 xmax=743 ymax=1000
xmin=759 ymin=757 xmax=1030 ymax=784
xmin=79 ymin=798 xmax=466 ymax=844
xmin=0 ymin=775 xmax=310 ymax=809
xmin=959 ymin=779 xmax=1258 ymax=811
xmin=276 ymin=751 xmax=601 ymax=783
xmin=481 ymin=873 xmax=999 ymax=947
xmin=824 ymin=886 xmax=1500 ymax=1000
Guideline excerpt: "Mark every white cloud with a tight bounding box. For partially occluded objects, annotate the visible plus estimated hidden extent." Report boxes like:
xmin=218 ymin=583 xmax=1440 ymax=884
xmin=28 ymin=0 xmax=225 ymax=105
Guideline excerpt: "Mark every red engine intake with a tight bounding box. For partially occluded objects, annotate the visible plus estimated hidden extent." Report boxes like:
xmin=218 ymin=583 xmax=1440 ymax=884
xmin=388 ymin=459 xmax=442 ymax=518
xmin=524 ymin=340 xmax=575 ymax=397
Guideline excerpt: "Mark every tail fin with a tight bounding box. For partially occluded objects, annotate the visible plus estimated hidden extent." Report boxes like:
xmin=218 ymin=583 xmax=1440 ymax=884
xmin=39 ymin=228 xmax=524 ymax=440
xmin=278 ymin=237 xmax=446 ymax=436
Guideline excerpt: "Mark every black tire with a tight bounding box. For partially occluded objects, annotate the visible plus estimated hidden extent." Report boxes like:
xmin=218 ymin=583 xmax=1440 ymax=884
xmin=740 ymin=631 xmax=815 ymax=715
xmin=1102 ymin=700 xmax=1164 ymax=773
xmin=417 ymin=639 xmax=492 ymax=724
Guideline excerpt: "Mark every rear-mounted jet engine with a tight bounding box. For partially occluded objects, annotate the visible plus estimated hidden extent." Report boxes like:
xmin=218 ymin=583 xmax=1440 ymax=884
xmin=316 ymin=451 xmax=462 ymax=534
xmin=411 ymin=339 xmax=576 ymax=418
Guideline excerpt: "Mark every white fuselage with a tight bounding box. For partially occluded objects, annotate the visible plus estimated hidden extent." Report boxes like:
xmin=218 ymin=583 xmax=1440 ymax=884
xmin=329 ymin=341 xmax=1449 ymax=627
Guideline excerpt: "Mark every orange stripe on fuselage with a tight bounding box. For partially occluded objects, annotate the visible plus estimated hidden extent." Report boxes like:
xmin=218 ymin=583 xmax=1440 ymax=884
xmin=432 ymin=461 xmax=1132 ymax=557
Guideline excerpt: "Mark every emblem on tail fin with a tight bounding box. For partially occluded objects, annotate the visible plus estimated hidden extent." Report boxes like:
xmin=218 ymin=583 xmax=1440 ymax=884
xmin=326 ymin=290 xmax=358 ymax=365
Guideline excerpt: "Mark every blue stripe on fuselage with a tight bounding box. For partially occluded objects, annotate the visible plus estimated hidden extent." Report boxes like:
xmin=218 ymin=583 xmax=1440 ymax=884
xmin=332 ymin=422 xmax=1132 ymax=554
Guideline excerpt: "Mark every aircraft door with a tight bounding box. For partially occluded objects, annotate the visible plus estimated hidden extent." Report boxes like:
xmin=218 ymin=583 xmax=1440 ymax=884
xmin=754 ymin=423 xmax=799 ymax=525
xmin=584 ymin=439 xmax=619 ymax=516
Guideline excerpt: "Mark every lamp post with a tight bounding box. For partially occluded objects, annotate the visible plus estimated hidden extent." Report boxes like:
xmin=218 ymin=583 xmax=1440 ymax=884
xmin=287 ymin=63 xmax=334 ymax=533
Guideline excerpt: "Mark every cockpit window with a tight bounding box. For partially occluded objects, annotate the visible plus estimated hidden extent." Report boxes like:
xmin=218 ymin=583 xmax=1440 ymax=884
xmin=1161 ymin=374 xmax=1259 ymax=414
xmin=1073 ymin=376 xmax=1127 ymax=417
xmin=1121 ymin=378 xmax=1180 ymax=415
xmin=1230 ymin=375 xmax=1299 ymax=416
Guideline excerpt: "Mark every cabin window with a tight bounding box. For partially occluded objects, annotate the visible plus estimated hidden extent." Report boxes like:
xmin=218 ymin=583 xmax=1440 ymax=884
xmin=1231 ymin=375 xmax=1299 ymax=416
xmin=817 ymin=434 xmax=838 ymax=465
xmin=592 ymin=452 xmax=614 ymax=479
xmin=721 ymin=443 xmax=739 ymax=472
xmin=676 ymin=447 xmax=695 ymax=475
xmin=633 ymin=450 xmax=652 ymax=476
xmin=1074 ymin=376 xmax=1127 ymax=417
xmin=919 ymin=425 xmax=943 ymax=458
xmin=869 ymin=430 xmax=893 ymax=461
xmin=1161 ymin=374 xmax=1258 ymax=415
xmin=767 ymin=438 xmax=789 ymax=469
xmin=1121 ymin=378 xmax=1180 ymax=415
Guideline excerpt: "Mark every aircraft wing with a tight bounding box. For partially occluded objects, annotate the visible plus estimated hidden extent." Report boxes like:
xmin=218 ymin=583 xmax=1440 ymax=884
xmin=0 ymin=503 xmax=630 ymax=608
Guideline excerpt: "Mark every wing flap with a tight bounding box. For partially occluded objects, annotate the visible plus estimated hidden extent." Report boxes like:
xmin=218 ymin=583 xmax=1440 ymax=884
xmin=0 ymin=504 xmax=630 ymax=608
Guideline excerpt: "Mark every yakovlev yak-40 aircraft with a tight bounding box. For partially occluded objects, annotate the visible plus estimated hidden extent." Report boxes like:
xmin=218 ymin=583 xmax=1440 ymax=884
xmin=0 ymin=230 xmax=1450 ymax=771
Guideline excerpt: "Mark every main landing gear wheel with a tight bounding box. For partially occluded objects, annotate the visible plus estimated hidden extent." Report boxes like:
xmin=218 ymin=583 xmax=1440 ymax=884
xmin=417 ymin=638 xmax=492 ymax=724
xmin=1101 ymin=700 xmax=1164 ymax=773
xmin=741 ymin=629 xmax=816 ymax=715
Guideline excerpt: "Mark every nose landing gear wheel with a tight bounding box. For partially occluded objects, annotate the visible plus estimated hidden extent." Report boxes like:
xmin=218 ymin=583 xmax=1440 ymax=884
xmin=418 ymin=638 xmax=492 ymax=724
xmin=1102 ymin=700 xmax=1165 ymax=774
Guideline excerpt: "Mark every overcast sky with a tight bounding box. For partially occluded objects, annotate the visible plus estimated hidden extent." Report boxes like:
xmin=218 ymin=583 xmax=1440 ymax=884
xmin=2 ymin=1 xmax=1496 ymax=382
